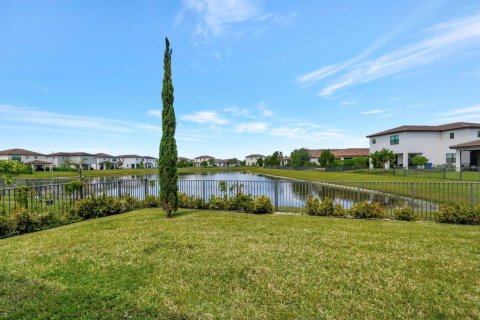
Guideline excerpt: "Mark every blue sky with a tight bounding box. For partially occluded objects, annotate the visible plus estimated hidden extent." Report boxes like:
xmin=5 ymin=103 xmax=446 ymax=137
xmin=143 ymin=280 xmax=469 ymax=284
xmin=1 ymin=0 xmax=480 ymax=159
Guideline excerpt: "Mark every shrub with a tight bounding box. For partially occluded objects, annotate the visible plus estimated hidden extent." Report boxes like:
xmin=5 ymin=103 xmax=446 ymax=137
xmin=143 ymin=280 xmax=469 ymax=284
xmin=143 ymin=195 xmax=160 ymax=207
xmin=64 ymin=181 xmax=87 ymax=195
xmin=436 ymin=203 xmax=480 ymax=225
xmin=0 ymin=215 xmax=12 ymax=237
xmin=252 ymin=196 xmax=274 ymax=214
xmin=208 ymin=196 xmax=228 ymax=210
xmin=120 ymin=194 xmax=143 ymax=211
xmin=305 ymin=195 xmax=320 ymax=215
xmin=8 ymin=209 xmax=40 ymax=234
xmin=178 ymin=193 xmax=206 ymax=209
xmin=393 ymin=207 xmax=417 ymax=221
xmin=70 ymin=194 xmax=123 ymax=219
xmin=16 ymin=185 xmax=32 ymax=209
xmin=318 ymin=197 xmax=335 ymax=216
xmin=349 ymin=201 xmax=384 ymax=219
xmin=229 ymin=194 xmax=254 ymax=212
xmin=333 ymin=203 xmax=346 ymax=217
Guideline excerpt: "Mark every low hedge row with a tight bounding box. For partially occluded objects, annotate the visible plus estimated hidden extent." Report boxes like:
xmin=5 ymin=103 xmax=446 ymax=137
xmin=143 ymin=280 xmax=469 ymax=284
xmin=178 ymin=193 xmax=274 ymax=214
xmin=305 ymin=195 xmax=480 ymax=224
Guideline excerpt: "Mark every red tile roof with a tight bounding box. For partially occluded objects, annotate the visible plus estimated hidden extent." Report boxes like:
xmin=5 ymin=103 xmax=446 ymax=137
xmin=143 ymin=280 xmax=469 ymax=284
xmin=307 ymin=148 xmax=369 ymax=159
xmin=450 ymin=139 xmax=480 ymax=149
xmin=0 ymin=148 xmax=45 ymax=156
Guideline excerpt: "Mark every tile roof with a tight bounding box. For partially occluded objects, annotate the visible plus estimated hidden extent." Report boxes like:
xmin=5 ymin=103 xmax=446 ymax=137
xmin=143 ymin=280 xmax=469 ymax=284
xmin=95 ymin=153 xmax=114 ymax=158
xmin=307 ymin=148 xmax=369 ymax=159
xmin=245 ymin=154 xmax=265 ymax=158
xmin=367 ymin=122 xmax=480 ymax=138
xmin=24 ymin=160 xmax=53 ymax=165
xmin=194 ymin=155 xmax=214 ymax=159
xmin=450 ymin=139 xmax=480 ymax=149
xmin=0 ymin=148 xmax=46 ymax=156
xmin=50 ymin=152 xmax=96 ymax=157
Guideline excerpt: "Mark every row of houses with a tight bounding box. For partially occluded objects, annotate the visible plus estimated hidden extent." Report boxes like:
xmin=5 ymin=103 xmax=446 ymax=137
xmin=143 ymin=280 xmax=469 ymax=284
xmin=0 ymin=149 xmax=157 ymax=171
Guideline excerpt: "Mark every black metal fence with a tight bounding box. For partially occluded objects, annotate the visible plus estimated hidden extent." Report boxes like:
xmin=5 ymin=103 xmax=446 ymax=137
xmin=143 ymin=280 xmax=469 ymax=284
xmin=2 ymin=179 xmax=480 ymax=221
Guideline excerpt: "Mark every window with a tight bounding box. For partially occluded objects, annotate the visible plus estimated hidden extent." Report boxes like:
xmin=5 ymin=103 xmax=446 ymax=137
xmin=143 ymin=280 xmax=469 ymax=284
xmin=390 ymin=134 xmax=399 ymax=145
xmin=372 ymin=138 xmax=376 ymax=144
xmin=82 ymin=157 xmax=88 ymax=161
xmin=10 ymin=155 xmax=21 ymax=161
xmin=450 ymin=132 xmax=454 ymax=139
xmin=446 ymin=153 xmax=456 ymax=164
xmin=477 ymin=130 xmax=480 ymax=138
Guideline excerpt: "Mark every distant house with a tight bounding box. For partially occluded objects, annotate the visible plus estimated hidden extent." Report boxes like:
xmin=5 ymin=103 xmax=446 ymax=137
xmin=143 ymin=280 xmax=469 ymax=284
xmin=49 ymin=152 xmax=97 ymax=170
xmin=307 ymin=148 xmax=369 ymax=164
xmin=0 ymin=148 xmax=52 ymax=171
xmin=245 ymin=154 xmax=265 ymax=166
xmin=214 ymin=159 xmax=228 ymax=167
xmin=177 ymin=157 xmax=190 ymax=162
xmin=117 ymin=155 xmax=157 ymax=169
xmin=367 ymin=122 xmax=480 ymax=169
xmin=194 ymin=155 xmax=214 ymax=167
xmin=95 ymin=153 xmax=117 ymax=170
xmin=280 ymin=156 xmax=291 ymax=166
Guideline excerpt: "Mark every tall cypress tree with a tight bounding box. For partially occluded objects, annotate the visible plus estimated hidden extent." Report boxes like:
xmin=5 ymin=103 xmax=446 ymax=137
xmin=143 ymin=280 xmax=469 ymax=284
xmin=159 ymin=37 xmax=178 ymax=218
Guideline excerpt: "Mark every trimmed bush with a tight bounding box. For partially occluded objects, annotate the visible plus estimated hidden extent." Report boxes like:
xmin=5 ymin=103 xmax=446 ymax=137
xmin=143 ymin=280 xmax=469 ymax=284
xmin=8 ymin=209 xmax=40 ymax=234
xmin=178 ymin=193 xmax=206 ymax=209
xmin=393 ymin=207 xmax=417 ymax=221
xmin=208 ymin=196 xmax=228 ymax=210
xmin=120 ymin=194 xmax=143 ymax=212
xmin=0 ymin=215 xmax=12 ymax=237
xmin=229 ymin=194 xmax=254 ymax=212
xmin=333 ymin=203 xmax=346 ymax=217
xmin=70 ymin=194 xmax=123 ymax=219
xmin=305 ymin=195 xmax=320 ymax=216
xmin=252 ymin=196 xmax=274 ymax=214
xmin=305 ymin=196 xmax=341 ymax=216
xmin=143 ymin=195 xmax=160 ymax=208
xmin=349 ymin=201 xmax=384 ymax=219
xmin=436 ymin=203 xmax=480 ymax=225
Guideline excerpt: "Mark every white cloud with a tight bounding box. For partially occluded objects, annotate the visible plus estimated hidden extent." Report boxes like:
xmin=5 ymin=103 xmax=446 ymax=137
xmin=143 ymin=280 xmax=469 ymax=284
xmin=234 ymin=122 xmax=267 ymax=133
xmin=443 ymin=105 xmax=480 ymax=116
xmin=224 ymin=106 xmax=251 ymax=117
xmin=181 ymin=0 xmax=262 ymax=36
xmin=316 ymin=13 xmax=480 ymax=96
xmin=361 ymin=109 xmax=388 ymax=115
xmin=181 ymin=111 xmax=229 ymax=125
xmin=147 ymin=109 xmax=162 ymax=118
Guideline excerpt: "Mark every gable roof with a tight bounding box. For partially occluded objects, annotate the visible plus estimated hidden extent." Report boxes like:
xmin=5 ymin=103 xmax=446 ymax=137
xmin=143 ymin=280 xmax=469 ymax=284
xmin=0 ymin=148 xmax=46 ymax=156
xmin=24 ymin=160 xmax=53 ymax=165
xmin=367 ymin=122 xmax=480 ymax=138
xmin=246 ymin=154 xmax=265 ymax=158
xmin=194 ymin=155 xmax=214 ymax=159
xmin=96 ymin=153 xmax=114 ymax=158
xmin=117 ymin=154 xmax=143 ymax=158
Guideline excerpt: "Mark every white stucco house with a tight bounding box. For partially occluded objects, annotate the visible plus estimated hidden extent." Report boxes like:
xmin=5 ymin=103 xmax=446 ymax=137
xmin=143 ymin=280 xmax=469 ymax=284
xmin=50 ymin=152 xmax=97 ymax=170
xmin=95 ymin=153 xmax=118 ymax=170
xmin=117 ymin=155 xmax=156 ymax=169
xmin=245 ymin=154 xmax=265 ymax=166
xmin=214 ymin=159 xmax=228 ymax=167
xmin=0 ymin=148 xmax=53 ymax=171
xmin=194 ymin=155 xmax=214 ymax=167
xmin=367 ymin=122 xmax=480 ymax=170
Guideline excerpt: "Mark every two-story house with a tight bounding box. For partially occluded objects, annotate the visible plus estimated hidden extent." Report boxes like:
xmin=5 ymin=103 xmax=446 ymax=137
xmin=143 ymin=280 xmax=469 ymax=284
xmin=367 ymin=122 xmax=480 ymax=169
xmin=95 ymin=153 xmax=117 ymax=170
xmin=245 ymin=154 xmax=265 ymax=166
xmin=0 ymin=148 xmax=53 ymax=171
xmin=50 ymin=152 xmax=97 ymax=170
xmin=194 ymin=155 xmax=214 ymax=167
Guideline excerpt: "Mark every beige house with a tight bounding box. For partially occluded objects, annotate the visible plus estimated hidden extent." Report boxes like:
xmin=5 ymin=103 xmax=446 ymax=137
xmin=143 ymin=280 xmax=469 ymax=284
xmin=49 ymin=152 xmax=97 ymax=170
xmin=245 ymin=154 xmax=265 ymax=166
xmin=194 ymin=155 xmax=214 ymax=167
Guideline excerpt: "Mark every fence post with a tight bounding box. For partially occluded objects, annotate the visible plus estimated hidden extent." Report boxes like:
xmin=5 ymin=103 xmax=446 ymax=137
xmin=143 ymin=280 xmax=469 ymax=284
xmin=117 ymin=180 xmax=122 ymax=198
xmin=444 ymin=166 xmax=446 ymax=180
xmin=471 ymin=183 xmax=475 ymax=207
xmin=357 ymin=186 xmax=360 ymax=202
xmin=411 ymin=182 xmax=415 ymax=209
xmin=144 ymin=179 xmax=149 ymax=199
xmin=274 ymin=181 xmax=279 ymax=211
xmin=202 ymin=180 xmax=207 ymax=202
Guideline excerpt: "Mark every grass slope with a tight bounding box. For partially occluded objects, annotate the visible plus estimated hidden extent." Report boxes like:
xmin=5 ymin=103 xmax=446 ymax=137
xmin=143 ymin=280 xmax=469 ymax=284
xmin=0 ymin=209 xmax=479 ymax=319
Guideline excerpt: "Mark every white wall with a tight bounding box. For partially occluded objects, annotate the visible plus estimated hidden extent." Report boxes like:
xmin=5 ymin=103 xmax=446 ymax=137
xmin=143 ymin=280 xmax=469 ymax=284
xmin=245 ymin=156 xmax=265 ymax=166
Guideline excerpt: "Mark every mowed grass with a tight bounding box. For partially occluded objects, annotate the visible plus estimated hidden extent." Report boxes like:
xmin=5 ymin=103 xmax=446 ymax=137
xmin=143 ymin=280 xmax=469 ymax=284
xmin=0 ymin=210 xmax=479 ymax=319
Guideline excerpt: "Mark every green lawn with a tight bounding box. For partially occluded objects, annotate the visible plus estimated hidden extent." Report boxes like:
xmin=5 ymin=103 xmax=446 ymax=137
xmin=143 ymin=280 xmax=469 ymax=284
xmin=1 ymin=209 xmax=479 ymax=319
